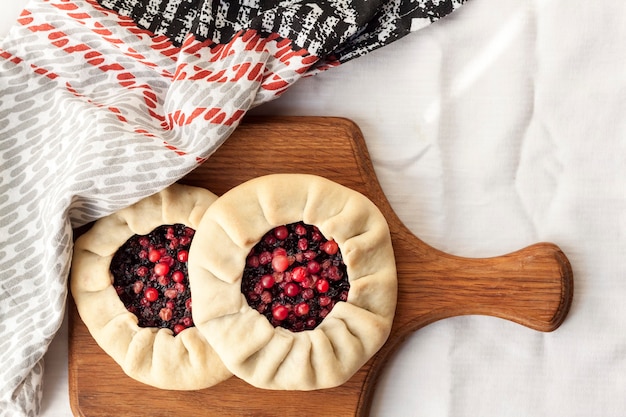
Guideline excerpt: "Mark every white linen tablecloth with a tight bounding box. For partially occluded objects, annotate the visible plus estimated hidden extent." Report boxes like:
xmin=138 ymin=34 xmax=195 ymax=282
xmin=3 ymin=0 xmax=626 ymax=415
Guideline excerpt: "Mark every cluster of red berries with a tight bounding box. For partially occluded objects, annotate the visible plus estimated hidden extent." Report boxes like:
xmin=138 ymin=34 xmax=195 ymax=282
xmin=110 ymin=224 xmax=195 ymax=335
xmin=110 ymin=221 xmax=350 ymax=335
xmin=242 ymin=221 xmax=350 ymax=332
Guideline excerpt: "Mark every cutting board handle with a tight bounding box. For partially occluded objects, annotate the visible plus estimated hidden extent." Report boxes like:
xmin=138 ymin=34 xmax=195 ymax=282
xmin=408 ymin=241 xmax=573 ymax=331
xmin=389 ymin=232 xmax=574 ymax=339
xmin=359 ymin=236 xmax=574 ymax=415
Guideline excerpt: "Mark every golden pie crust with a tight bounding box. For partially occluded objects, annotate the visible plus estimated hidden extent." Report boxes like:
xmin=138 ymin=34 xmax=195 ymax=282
xmin=188 ymin=174 xmax=397 ymax=390
xmin=70 ymin=184 xmax=232 ymax=390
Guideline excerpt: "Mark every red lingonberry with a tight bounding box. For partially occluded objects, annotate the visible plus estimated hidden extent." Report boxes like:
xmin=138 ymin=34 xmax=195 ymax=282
xmin=261 ymin=274 xmax=275 ymax=288
xmin=177 ymin=250 xmax=189 ymax=262
xmin=154 ymin=262 xmax=170 ymax=276
xmin=144 ymin=287 xmax=158 ymax=302
xmin=295 ymin=302 xmax=310 ymax=316
xmin=148 ymin=249 xmax=161 ymax=263
xmin=274 ymin=225 xmax=288 ymax=240
xmin=291 ymin=266 xmax=307 ymax=283
xmin=284 ymin=282 xmax=300 ymax=297
xmin=316 ymin=278 xmax=330 ymax=293
xmin=322 ymin=240 xmax=339 ymax=255
xmin=307 ymin=260 xmax=321 ymax=274
xmin=272 ymin=305 xmax=289 ymax=321
xmin=171 ymin=270 xmax=184 ymax=283
xmin=272 ymin=255 xmax=289 ymax=272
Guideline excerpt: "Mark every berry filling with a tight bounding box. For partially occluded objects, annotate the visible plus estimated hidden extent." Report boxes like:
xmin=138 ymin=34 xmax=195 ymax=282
xmin=110 ymin=224 xmax=195 ymax=335
xmin=242 ymin=221 xmax=350 ymax=332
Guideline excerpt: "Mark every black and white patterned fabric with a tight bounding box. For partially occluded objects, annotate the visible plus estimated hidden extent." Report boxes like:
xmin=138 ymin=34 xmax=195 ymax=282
xmin=0 ymin=0 xmax=466 ymax=415
xmin=98 ymin=0 xmax=466 ymax=67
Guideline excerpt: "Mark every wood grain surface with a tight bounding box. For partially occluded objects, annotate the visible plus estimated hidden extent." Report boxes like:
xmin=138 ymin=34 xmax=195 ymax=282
xmin=68 ymin=116 xmax=574 ymax=417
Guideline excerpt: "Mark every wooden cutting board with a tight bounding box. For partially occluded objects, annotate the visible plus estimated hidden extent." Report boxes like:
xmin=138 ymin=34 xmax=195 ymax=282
xmin=68 ymin=116 xmax=573 ymax=417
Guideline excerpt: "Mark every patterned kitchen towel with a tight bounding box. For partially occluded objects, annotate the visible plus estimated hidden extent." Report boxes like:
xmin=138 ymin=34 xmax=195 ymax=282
xmin=0 ymin=0 xmax=465 ymax=415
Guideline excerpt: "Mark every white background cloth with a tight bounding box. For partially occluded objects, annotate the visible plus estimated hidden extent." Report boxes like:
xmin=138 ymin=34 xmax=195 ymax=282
xmin=3 ymin=0 xmax=626 ymax=415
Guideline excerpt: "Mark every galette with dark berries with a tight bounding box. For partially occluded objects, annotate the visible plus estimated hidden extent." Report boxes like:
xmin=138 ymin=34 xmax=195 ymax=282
xmin=70 ymin=184 xmax=232 ymax=390
xmin=188 ymin=174 xmax=397 ymax=390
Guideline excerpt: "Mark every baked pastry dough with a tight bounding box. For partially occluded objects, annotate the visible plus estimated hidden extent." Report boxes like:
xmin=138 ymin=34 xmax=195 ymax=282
xmin=188 ymin=174 xmax=397 ymax=390
xmin=70 ymin=184 xmax=232 ymax=390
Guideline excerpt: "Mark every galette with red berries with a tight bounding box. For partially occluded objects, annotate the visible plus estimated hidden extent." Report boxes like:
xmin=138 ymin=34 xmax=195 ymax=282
xmin=188 ymin=174 xmax=397 ymax=390
xmin=70 ymin=184 xmax=232 ymax=390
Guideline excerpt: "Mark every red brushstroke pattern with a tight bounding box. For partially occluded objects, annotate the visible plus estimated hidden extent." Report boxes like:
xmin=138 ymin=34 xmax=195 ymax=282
xmin=4 ymin=0 xmax=320 ymax=157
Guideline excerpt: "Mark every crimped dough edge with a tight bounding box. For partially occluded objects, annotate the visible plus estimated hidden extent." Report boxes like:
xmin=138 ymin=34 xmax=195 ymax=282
xmin=70 ymin=183 xmax=233 ymax=390
xmin=189 ymin=174 xmax=397 ymax=390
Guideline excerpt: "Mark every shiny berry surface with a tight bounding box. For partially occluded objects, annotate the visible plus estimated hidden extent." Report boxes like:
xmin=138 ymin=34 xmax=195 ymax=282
xmin=241 ymin=221 xmax=350 ymax=332
xmin=110 ymin=224 xmax=195 ymax=335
